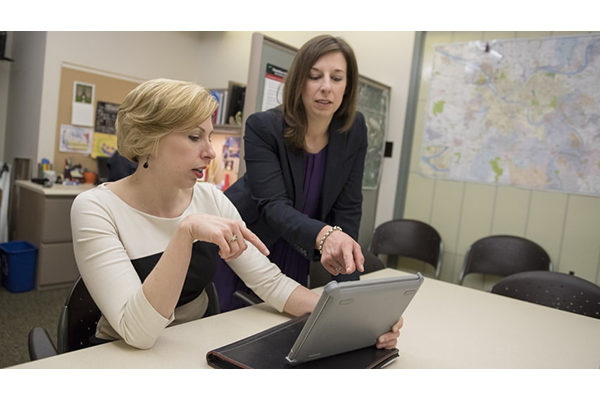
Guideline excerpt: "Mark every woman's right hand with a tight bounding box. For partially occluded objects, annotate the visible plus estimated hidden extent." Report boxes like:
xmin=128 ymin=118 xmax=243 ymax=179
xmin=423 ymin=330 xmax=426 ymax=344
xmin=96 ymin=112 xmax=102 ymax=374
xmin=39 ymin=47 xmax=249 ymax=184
xmin=181 ymin=214 xmax=269 ymax=262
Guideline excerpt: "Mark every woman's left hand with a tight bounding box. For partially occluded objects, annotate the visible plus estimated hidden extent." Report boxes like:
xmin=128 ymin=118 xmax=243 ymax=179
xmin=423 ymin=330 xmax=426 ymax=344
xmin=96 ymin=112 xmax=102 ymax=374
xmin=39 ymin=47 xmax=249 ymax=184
xmin=375 ymin=316 xmax=403 ymax=350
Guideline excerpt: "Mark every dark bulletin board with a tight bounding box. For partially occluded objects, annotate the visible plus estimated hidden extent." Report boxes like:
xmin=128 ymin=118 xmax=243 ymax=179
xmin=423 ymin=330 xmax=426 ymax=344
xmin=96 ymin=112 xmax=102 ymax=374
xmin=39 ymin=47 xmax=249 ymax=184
xmin=53 ymin=66 xmax=141 ymax=175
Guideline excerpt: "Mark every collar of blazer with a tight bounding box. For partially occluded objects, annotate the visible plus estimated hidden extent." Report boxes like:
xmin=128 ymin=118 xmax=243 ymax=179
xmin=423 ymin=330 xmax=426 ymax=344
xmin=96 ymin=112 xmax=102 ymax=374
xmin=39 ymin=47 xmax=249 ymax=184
xmin=286 ymin=116 xmax=347 ymax=218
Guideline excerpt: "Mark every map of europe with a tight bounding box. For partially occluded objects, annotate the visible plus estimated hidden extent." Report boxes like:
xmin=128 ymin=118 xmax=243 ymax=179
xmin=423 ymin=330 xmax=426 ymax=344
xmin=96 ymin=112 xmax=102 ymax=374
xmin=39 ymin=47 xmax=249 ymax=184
xmin=421 ymin=34 xmax=600 ymax=196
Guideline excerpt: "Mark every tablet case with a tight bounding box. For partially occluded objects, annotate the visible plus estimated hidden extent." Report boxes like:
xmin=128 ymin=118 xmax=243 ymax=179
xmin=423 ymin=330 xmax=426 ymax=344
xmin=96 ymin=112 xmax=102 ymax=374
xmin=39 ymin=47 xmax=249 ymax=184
xmin=206 ymin=313 xmax=399 ymax=369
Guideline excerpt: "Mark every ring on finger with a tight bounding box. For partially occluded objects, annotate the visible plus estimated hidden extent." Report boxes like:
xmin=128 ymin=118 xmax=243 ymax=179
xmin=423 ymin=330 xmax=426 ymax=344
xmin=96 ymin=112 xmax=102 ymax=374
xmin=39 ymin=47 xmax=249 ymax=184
xmin=335 ymin=266 xmax=342 ymax=273
xmin=228 ymin=234 xmax=238 ymax=243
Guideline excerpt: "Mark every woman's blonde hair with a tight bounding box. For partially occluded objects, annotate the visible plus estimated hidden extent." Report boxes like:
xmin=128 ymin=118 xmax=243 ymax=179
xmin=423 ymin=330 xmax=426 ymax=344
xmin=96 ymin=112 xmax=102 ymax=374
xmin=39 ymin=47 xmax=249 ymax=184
xmin=116 ymin=78 xmax=217 ymax=162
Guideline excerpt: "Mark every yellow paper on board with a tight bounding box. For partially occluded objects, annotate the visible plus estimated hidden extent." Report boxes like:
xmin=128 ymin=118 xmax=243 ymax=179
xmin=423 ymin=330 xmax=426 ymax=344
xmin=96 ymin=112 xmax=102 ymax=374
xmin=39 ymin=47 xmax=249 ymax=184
xmin=91 ymin=132 xmax=118 ymax=159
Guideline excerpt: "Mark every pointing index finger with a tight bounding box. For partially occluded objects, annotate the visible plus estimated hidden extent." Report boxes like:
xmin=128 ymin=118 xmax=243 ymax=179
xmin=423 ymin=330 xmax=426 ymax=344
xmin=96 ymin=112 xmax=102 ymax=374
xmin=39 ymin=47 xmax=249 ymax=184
xmin=343 ymin=247 xmax=356 ymax=274
xmin=241 ymin=226 xmax=270 ymax=256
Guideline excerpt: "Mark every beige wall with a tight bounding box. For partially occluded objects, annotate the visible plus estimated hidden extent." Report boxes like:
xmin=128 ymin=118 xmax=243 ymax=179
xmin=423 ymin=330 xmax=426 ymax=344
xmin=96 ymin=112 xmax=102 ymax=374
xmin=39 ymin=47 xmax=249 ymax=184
xmin=403 ymin=31 xmax=600 ymax=290
xmin=28 ymin=31 xmax=414 ymax=229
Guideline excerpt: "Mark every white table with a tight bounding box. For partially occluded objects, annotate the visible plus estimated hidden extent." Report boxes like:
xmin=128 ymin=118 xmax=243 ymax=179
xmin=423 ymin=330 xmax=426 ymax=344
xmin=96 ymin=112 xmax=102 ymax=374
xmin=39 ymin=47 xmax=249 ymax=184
xmin=11 ymin=269 xmax=600 ymax=368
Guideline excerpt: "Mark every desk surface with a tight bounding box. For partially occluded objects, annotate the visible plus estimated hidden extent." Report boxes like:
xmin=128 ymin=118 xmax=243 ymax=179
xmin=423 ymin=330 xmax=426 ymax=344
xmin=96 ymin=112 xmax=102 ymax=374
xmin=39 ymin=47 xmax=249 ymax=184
xmin=15 ymin=180 xmax=95 ymax=197
xmin=12 ymin=269 xmax=600 ymax=369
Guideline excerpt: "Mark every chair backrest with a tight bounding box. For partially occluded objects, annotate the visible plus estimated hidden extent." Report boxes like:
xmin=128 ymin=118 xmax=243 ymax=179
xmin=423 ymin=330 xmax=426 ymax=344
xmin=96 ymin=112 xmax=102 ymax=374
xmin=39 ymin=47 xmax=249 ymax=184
xmin=458 ymin=235 xmax=552 ymax=285
xmin=203 ymin=282 xmax=221 ymax=317
xmin=57 ymin=277 xmax=220 ymax=353
xmin=363 ymin=250 xmax=386 ymax=274
xmin=57 ymin=276 xmax=101 ymax=353
xmin=491 ymin=271 xmax=600 ymax=319
xmin=370 ymin=219 xmax=443 ymax=278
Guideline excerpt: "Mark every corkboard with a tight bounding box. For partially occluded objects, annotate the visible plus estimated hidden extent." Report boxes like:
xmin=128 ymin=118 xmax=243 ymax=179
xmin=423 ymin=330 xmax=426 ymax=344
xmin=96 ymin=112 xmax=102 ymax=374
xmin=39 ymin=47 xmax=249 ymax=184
xmin=54 ymin=66 xmax=141 ymax=176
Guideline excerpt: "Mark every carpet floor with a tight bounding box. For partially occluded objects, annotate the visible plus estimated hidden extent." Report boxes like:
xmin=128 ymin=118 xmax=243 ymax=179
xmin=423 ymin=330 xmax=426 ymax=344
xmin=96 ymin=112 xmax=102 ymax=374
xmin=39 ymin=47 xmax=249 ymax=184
xmin=0 ymin=285 xmax=69 ymax=368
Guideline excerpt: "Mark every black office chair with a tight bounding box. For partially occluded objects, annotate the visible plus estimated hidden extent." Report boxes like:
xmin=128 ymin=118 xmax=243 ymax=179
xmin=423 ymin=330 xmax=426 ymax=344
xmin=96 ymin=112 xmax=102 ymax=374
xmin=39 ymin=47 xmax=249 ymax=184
xmin=491 ymin=271 xmax=600 ymax=319
xmin=369 ymin=219 xmax=443 ymax=279
xmin=28 ymin=277 xmax=99 ymax=360
xmin=458 ymin=235 xmax=552 ymax=285
xmin=28 ymin=277 xmax=221 ymax=361
xmin=361 ymin=249 xmax=387 ymax=274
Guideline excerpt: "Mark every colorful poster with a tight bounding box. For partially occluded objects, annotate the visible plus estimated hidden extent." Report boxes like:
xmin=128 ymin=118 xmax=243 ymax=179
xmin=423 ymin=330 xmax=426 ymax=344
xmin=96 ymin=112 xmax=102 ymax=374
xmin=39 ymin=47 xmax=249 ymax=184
xmin=222 ymin=136 xmax=241 ymax=173
xmin=59 ymin=124 xmax=93 ymax=154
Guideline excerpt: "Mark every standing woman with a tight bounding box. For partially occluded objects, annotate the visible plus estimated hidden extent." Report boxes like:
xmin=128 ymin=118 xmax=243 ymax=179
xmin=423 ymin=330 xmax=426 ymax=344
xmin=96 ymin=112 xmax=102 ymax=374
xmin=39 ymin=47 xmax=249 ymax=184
xmin=216 ymin=35 xmax=368 ymax=311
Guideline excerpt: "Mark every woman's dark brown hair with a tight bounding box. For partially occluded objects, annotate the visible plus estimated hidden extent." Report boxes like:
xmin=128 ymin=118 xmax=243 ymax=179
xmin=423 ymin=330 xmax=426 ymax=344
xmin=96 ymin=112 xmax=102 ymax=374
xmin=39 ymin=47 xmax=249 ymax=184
xmin=282 ymin=35 xmax=359 ymax=152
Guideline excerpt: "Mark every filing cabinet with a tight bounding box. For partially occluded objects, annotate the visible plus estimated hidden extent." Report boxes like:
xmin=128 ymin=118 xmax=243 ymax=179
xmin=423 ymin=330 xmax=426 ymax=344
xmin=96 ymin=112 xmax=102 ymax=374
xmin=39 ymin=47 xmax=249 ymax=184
xmin=14 ymin=180 xmax=94 ymax=290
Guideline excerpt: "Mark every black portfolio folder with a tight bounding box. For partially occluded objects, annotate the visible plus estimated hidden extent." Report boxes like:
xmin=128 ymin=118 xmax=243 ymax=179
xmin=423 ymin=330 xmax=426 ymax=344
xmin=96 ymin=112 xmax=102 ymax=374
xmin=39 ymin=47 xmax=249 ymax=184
xmin=206 ymin=313 xmax=399 ymax=369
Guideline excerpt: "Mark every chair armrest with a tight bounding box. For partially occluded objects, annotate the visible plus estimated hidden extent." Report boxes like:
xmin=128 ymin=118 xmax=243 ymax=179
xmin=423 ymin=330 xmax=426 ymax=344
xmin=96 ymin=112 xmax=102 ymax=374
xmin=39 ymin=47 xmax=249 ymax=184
xmin=233 ymin=290 xmax=263 ymax=306
xmin=203 ymin=282 xmax=221 ymax=317
xmin=28 ymin=327 xmax=58 ymax=361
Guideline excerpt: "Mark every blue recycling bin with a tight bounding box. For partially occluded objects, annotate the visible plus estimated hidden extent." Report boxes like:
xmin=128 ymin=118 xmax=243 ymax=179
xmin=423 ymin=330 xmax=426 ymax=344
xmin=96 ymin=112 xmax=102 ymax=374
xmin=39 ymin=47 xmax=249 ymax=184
xmin=0 ymin=241 xmax=38 ymax=293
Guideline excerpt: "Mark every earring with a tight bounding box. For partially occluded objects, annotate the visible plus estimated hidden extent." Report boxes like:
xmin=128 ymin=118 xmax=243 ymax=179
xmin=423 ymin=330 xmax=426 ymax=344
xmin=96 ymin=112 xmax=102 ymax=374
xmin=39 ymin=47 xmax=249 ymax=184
xmin=143 ymin=155 xmax=149 ymax=169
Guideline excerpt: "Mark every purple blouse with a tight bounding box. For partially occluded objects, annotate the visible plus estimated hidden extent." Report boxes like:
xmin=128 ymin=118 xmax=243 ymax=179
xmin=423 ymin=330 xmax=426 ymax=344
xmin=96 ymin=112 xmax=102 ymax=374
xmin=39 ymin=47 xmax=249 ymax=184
xmin=267 ymin=145 xmax=328 ymax=286
xmin=213 ymin=146 xmax=328 ymax=311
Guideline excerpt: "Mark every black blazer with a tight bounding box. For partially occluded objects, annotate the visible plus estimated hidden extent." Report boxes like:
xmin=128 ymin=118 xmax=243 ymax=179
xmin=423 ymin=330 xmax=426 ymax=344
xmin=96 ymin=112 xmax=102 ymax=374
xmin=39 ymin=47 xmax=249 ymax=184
xmin=225 ymin=108 xmax=367 ymax=261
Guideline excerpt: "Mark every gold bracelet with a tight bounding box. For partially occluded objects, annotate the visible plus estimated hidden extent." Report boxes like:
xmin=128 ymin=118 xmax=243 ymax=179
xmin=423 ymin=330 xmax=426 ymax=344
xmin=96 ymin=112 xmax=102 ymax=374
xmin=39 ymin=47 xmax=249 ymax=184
xmin=318 ymin=226 xmax=342 ymax=254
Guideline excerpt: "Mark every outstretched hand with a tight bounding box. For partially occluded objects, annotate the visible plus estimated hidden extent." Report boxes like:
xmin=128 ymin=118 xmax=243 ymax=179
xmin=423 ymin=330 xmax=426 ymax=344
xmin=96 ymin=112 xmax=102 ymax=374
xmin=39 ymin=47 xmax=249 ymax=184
xmin=182 ymin=214 xmax=269 ymax=261
xmin=319 ymin=228 xmax=365 ymax=276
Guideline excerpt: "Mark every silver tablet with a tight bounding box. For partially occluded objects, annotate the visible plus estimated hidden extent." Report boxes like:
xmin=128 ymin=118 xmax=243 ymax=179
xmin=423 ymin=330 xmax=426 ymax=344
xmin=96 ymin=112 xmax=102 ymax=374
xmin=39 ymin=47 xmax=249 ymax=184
xmin=286 ymin=273 xmax=423 ymax=365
